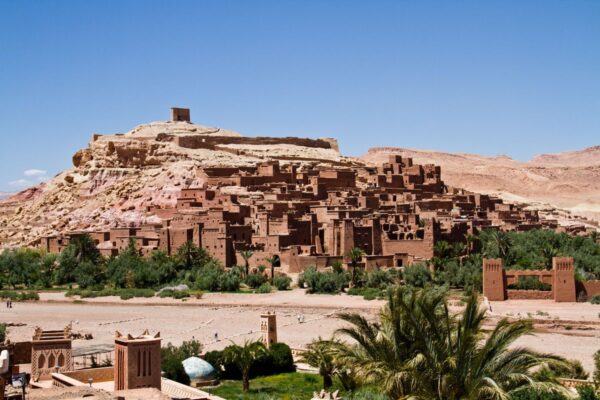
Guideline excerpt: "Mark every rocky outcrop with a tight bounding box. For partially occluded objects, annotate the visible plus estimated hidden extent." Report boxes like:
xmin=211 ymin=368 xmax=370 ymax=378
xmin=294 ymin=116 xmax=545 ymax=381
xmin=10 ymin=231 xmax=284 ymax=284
xmin=0 ymin=120 xmax=356 ymax=248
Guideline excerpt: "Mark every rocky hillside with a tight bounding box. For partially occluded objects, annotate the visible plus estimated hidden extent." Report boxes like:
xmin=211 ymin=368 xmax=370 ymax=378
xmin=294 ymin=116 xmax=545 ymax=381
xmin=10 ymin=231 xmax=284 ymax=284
xmin=0 ymin=120 xmax=356 ymax=248
xmin=361 ymin=147 xmax=600 ymax=222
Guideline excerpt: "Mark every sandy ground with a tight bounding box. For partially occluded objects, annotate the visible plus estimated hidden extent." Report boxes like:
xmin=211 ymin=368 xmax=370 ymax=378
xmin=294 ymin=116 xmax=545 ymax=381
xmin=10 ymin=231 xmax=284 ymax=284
xmin=3 ymin=291 xmax=600 ymax=372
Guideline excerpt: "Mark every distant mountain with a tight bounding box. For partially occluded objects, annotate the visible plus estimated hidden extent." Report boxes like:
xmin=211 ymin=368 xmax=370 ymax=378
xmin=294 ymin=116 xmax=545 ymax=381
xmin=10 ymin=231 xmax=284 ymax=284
xmin=361 ymin=146 xmax=600 ymax=220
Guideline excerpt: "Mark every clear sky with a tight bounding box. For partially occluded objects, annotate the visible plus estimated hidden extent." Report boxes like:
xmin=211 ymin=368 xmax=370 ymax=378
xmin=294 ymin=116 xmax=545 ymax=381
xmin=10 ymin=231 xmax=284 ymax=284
xmin=1 ymin=1 xmax=599 ymax=192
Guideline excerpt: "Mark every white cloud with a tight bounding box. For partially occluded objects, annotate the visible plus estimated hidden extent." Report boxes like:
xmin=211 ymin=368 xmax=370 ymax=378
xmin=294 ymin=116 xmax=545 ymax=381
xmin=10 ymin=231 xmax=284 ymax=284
xmin=24 ymin=169 xmax=47 ymax=177
xmin=8 ymin=179 xmax=33 ymax=187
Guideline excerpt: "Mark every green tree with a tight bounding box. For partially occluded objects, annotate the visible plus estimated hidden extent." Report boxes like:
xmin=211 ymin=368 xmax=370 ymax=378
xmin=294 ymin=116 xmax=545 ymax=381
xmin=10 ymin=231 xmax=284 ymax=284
xmin=346 ymin=247 xmax=365 ymax=288
xmin=300 ymin=338 xmax=338 ymax=390
xmin=240 ymin=250 xmax=254 ymax=277
xmin=223 ymin=341 xmax=267 ymax=392
xmin=176 ymin=241 xmax=209 ymax=270
xmin=335 ymin=286 xmax=570 ymax=399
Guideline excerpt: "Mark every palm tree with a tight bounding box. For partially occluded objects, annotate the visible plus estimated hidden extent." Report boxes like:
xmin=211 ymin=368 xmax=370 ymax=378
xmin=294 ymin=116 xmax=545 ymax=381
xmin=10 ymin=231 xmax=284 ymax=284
xmin=240 ymin=250 xmax=254 ymax=277
xmin=266 ymin=255 xmax=280 ymax=283
xmin=176 ymin=241 xmax=207 ymax=270
xmin=541 ymin=244 xmax=559 ymax=270
xmin=223 ymin=340 xmax=267 ymax=392
xmin=346 ymin=247 xmax=365 ymax=288
xmin=485 ymin=230 xmax=510 ymax=259
xmin=334 ymin=286 xmax=570 ymax=399
xmin=70 ymin=233 xmax=101 ymax=264
xmin=464 ymin=233 xmax=477 ymax=256
xmin=300 ymin=337 xmax=339 ymax=390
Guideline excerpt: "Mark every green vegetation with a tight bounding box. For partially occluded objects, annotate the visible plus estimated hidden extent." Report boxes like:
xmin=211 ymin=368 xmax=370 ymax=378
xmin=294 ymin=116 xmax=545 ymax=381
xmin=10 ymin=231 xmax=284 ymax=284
xmin=478 ymin=229 xmax=600 ymax=277
xmin=223 ymin=341 xmax=268 ymax=392
xmin=507 ymin=276 xmax=553 ymax=291
xmin=210 ymin=372 xmax=323 ymax=400
xmin=161 ymin=340 xmax=203 ymax=385
xmin=65 ymin=287 xmax=155 ymax=300
xmin=0 ymin=235 xmax=293 ymax=296
xmin=272 ymin=275 xmax=292 ymax=290
xmin=0 ymin=290 xmax=40 ymax=301
xmin=204 ymin=342 xmax=295 ymax=383
xmin=333 ymin=286 xmax=570 ymax=399
xmin=298 ymin=266 xmax=349 ymax=294
xmin=0 ymin=323 xmax=7 ymax=343
xmin=299 ymin=337 xmax=339 ymax=390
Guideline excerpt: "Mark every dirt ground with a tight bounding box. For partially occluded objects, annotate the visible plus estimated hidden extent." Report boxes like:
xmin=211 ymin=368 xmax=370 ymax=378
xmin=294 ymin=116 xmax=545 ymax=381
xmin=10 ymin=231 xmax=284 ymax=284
xmin=3 ymin=290 xmax=600 ymax=372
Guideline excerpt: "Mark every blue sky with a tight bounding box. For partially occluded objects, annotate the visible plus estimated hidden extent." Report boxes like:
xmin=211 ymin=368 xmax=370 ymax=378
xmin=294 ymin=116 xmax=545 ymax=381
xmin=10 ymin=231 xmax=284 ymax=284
xmin=1 ymin=1 xmax=599 ymax=192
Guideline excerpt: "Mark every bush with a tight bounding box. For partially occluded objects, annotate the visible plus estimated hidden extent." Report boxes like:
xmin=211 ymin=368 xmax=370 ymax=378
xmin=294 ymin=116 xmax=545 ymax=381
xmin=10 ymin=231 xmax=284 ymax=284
xmin=577 ymin=385 xmax=599 ymax=400
xmin=403 ymin=263 xmax=432 ymax=287
xmin=0 ymin=291 xmax=39 ymax=301
xmin=0 ymin=323 xmax=6 ymax=343
xmin=590 ymin=295 xmax=600 ymax=305
xmin=510 ymin=389 xmax=567 ymax=400
xmin=159 ymin=289 xmax=190 ymax=299
xmin=347 ymin=287 xmax=385 ymax=300
xmin=264 ymin=342 xmax=295 ymax=374
xmin=65 ymin=288 xmax=154 ymax=300
xmin=203 ymin=350 xmax=224 ymax=377
xmin=507 ymin=276 xmax=552 ymax=291
xmin=298 ymin=266 xmax=348 ymax=294
xmin=245 ymin=272 xmax=267 ymax=289
xmin=256 ymin=282 xmax=272 ymax=293
xmin=216 ymin=341 xmax=296 ymax=380
xmin=365 ymin=268 xmax=395 ymax=290
xmin=161 ymin=340 xmax=203 ymax=384
xmin=273 ymin=275 xmax=292 ymax=290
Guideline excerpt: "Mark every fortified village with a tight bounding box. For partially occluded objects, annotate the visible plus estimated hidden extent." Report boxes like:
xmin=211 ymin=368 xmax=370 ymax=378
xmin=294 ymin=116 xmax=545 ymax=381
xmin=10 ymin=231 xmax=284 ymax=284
xmin=1 ymin=108 xmax=591 ymax=303
xmin=31 ymin=108 xmax=569 ymax=273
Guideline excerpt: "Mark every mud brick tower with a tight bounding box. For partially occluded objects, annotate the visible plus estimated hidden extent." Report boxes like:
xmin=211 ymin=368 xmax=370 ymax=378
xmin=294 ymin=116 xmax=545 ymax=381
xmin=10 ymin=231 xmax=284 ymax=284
xmin=114 ymin=330 xmax=161 ymax=391
xmin=482 ymin=258 xmax=506 ymax=301
xmin=553 ymin=257 xmax=576 ymax=302
xmin=260 ymin=312 xmax=277 ymax=349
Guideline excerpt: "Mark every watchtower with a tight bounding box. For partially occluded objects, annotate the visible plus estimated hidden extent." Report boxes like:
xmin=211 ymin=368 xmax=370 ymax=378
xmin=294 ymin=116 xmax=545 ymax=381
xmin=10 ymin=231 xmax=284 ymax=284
xmin=553 ymin=257 xmax=576 ymax=302
xmin=171 ymin=107 xmax=191 ymax=122
xmin=114 ymin=330 xmax=161 ymax=391
xmin=482 ymin=258 xmax=506 ymax=301
xmin=260 ymin=312 xmax=277 ymax=349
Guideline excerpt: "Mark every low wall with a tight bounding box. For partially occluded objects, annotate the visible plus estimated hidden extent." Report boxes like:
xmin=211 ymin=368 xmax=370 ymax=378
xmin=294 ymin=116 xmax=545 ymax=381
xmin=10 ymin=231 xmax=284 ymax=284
xmin=506 ymin=290 xmax=553 ymax=300
xmin=174 ymin=135 xmax=333 ymax=150
xmin=581 ymin=280 xmax=600 ymax=299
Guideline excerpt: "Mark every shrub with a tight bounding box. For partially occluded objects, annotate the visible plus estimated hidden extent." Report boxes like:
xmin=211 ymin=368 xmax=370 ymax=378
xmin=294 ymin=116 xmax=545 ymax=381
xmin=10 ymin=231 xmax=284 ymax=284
xmin=577 ymin=385 xmax=598 ymax=400
xmin=507 ymin=276 xmax=552 ymax=291
xmin=591 ymin=295 xmax=600 ymax=305
xmin=159 ymin=289 xmax=190 ymax=299
xmin=0 ymin=291 xmax=39 ymax=301
xmin=403 ymin=263 xmax=432 ymax=287
xmin=216 ymin=341 xmax=296 ymax=379
xmin=265 ymin=342 xmax=295 ymax=374
xmin=365 ymin=268 xmax=395 ymax=290
xmin=0 ymin=323 xmax=6 ymax=343
xmin=203 ymin=350 xmax=224 ymax=377
xmin=273 ymin=275 xmax=292 ymax=290
xmin=161 ymin=340 xmax=203 ymax=384
xmin=256 ymin=283 xmax=272 ymax=293
xmin=347 ymin=287 xmax=384 ymax=300
xmin=245 ymin=272 xmax=267 ymax=289
xmin=298 ymin=267 xmax=348 ymax=294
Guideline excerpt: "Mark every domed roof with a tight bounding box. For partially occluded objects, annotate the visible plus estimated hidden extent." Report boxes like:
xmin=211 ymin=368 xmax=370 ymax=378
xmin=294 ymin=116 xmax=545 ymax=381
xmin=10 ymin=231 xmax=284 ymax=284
xmin=182 ymin=356 xmax=216 ymax=379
